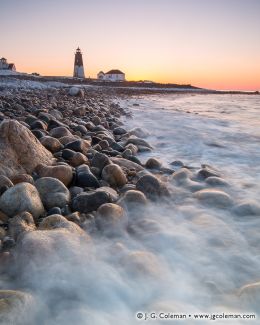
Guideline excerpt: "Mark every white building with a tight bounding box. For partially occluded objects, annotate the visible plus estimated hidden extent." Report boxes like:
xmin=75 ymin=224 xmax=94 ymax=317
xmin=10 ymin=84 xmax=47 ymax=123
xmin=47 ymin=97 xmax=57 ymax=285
xmin=97 ymin=70 xmax=125 ymax=82
xmin=0 ymin=57 xmax=16 ymax=71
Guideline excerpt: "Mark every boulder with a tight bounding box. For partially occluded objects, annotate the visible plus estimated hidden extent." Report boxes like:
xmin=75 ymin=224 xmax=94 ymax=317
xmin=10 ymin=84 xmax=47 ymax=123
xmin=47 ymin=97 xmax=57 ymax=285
xmin=0 ymin=120 xmax=52 ymax=177
xmin=39 ymin=214 xmax=85 ymax=235
xmin=96 ymin=186 xmax=119 ymax=202
xmin=111 ymin=157 xmax=144 ymax=172
xmin=35 ymin=177 xmax=70 ymax=210
xmin=0 ymin=175 xmax=13 ymax=191
xmin=118 ymin=190 xmax=148 ymax=208
xmin=91 ymin=152 xmax=111 ymax=171
xmin=171 ymin=168 xmax=193 ymax=185
xmin=193 ymin=189 xmax=233 ymax=207
xmin=136 ymin=174 xmax=169 ymax=198
xmin=101 ymin=164 xmax=127 ymax=187
xmin=96 ymin=203 xmax=127 ymax=236
xmin=50 ymin=126 xmax=72 ymax=139
xmin=0 ymin=290 xmax=36 ymax=325
xmin=0 ymin=183 xmax=44 ymax=219
xmin=10 ymin=174 xmax=34 ymax=185
xmin=233 ymin=201 xmax=260 ymax=216
xmin=72 ymin=190 xmax=111 ymax=213
xmin=65 ymin=139 xmax=90 ymax=154
xmin=69 ymin=152 xmax=88 ymax=167
xmin=145 ymin=157 xmax=162 ymax=169
xmin=68 ymin=86 xmax=84 ymax=97
xmin=76 ymin=165 xmax=100 ymax=188
xmin=8 ymin=211 xmax=36 ymax=240
xmin=125 ymin=137 xmax=153 ymax=149
xmin=40 ymin=136 xmax=62 ymax=153
xmin=35 ymin=163 xmax=73 ymax=187
xmin=128 ymin=127 xmax=150 ymax=138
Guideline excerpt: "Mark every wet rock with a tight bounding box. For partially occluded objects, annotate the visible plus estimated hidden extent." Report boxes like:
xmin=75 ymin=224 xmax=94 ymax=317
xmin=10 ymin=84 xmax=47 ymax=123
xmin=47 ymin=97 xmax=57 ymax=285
xmin=50 ymin=126 xmax=72 ymax=139
xmin=65 ymin=139 xmax=90 ymax=154
xmin=0 ymin=183 xmax=44 ymax=219
xmin=126 ymin=137 xmax=153 ymax=149
xmin=0 ymin=211 xmax=8 ymax=223
xmin=59 ymin=135 xmax=78 ymax=145
xmin=35 ymin=163 xmax=73 ymax=186
xmin=102 ymin=164 xmax=127 ymax=187
xmin=68 ymin=86 xmax=83 ymax=97
xmin=233 ymin=201 xmax=260 ymax=216
xmin=125 ymin=143 xmax=138 ymax=155
xmin=74 ymin=124 xmax=88 ymax=134
xmin=30 ymin=120 xmax=47 ymax=131
xmin=62 ymin=148 xmax=76 ymax=160
xmin=0 ymin=290 xmax=36 ymax=325
xmin=92 ymin=116 xmax=101 ymax=126
xmin=31 ymin=129 xmax=45 ymax=139
xmin=193 ymin=189 xmax=233 ymax=207
xmin=40 ymin=136 xmax=62 ymax=153
xmin=35 ymin=177 xmax=70 ymax=210
xmin=96 ymin=203 xmax=127 ymax=236
xmin=0 ymin=227 xmax=6 ymax=240
xmin=98 ymin=139 xmax=110 ymax=150
xmin=113 ymin=127 xmax=127 ymax=135
xmin=171 ymin=168 xmax=193 ymax=185
xmin=128 ymin=127 xmax=150 ymax=138
xmin=136 ymin=174 xmax=169 ymax=198
xmin=170 ymin=160 xmax=184 ymax=167
xmin=72 ymin=190 xmax=111 ymax=213
xmin=47 ymin=207 xmax=62 ymax=216
xmin=0 ymin=175 xmax=13 ymax=191
xmin=91 ymin=152 xmax=111 ymax=171
xmin=198 ymin=166 xmax=220 ymax=179
xmin=96 ymin=186 xmax=119 ymax=202
xmin=0 ymin=120 xmax=53 ymax=177
xmin=11 ymin=174 xmax=34 ymax=185
xmin=205 ymin=176 xmax=229 ymax=186
xmin=8 ymin=211 xmax=36 ymax=240
xmin=69 ymin=186 xmax=84 ymax=199
xmin=111 ymin=157 xmax=144 ymax=172
xmin=49 ymin=109 xmax=63 ymax=120
xmin=145 ymin=157 xmax=162 ymax=169
xmin=69 ymin=152 xmax=88 ymax=167
xmin=39 ymin=214 xmax=84 ymax=235
xmin=76 ymin=165 xmax=100 ymax=188
xmin=118 ymin=190 xmax=148 ymax=208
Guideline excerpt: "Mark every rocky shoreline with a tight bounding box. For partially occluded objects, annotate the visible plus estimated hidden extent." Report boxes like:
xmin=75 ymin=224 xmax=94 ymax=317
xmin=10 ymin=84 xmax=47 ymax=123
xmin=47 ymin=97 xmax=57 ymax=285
xmin=0 ymin=85 xmax=174 ymax=322
xmin=0 ymin=86 xmax=259 ymax=323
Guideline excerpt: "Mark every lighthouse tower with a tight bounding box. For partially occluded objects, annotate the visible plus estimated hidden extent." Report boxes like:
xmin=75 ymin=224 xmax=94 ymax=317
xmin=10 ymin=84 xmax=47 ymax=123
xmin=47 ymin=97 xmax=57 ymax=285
xmin=73 ymin=47 xmax=85 ymax=78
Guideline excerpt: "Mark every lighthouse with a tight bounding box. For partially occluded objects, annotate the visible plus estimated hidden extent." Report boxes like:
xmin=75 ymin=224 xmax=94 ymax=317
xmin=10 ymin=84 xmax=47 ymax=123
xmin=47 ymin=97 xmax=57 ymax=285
xmin=73 ymin=47 xmax=85 ymax=78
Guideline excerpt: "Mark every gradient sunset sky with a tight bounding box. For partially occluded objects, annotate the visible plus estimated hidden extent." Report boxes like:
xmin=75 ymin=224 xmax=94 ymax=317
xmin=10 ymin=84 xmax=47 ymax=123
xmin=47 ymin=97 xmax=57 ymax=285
xmin=1 ymin=0 xmax=259 ymax=90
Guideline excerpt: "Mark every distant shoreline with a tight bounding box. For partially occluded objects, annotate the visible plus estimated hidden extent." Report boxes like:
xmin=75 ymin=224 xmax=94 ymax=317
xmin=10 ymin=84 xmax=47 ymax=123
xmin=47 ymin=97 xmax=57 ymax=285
xmin=0 ymin=72 xmax=259 ymax=95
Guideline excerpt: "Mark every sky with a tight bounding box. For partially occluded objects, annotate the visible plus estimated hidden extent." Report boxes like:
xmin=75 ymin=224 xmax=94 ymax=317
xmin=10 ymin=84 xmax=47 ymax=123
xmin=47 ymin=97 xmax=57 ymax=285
xmin=1 ymin=0 xmax=260 ymax=90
